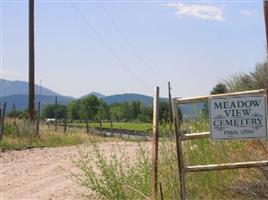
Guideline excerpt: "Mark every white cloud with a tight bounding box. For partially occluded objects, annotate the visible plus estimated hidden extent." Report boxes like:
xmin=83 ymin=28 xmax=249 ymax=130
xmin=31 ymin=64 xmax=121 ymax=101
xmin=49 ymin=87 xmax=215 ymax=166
xmin=164 ymin=3 xmax=224 ymax=21
xmin=240 ymin=9 xmax=257 ymax=17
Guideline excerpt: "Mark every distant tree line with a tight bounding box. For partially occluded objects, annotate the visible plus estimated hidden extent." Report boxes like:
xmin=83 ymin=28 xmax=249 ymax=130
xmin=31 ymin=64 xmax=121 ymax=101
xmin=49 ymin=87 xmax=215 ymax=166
xmin=41 ymin=95 xmax=171 ymax=124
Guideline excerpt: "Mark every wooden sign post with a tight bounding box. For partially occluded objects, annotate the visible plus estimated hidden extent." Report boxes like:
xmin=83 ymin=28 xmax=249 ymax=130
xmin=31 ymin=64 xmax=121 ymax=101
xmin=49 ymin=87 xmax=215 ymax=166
xmin=152 ymin=86 xmax=159 ymax=200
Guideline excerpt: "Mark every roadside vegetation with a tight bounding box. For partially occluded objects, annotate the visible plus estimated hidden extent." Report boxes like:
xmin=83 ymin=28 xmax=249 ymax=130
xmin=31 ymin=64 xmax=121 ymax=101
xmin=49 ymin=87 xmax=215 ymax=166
xmin=73 ymin=114 xmax=267 ymax=200
xmin=0 ymin=118 xmax=117 ymax=151
xmin=72 ymin=61 xmax=268 ymax=200
xmin=60 ymin=122 xmax=172 ymax=135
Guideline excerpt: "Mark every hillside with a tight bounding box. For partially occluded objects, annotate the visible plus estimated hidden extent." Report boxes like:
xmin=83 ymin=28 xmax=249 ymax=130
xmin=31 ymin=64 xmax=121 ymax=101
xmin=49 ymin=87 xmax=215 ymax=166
xmin=103 ymin=93 xmax=153 ymax=106
xmin=0 ymin=95 xmax=74 ymax=112
xmin=0 ymin=79 xmax=205 ymax=117
xmin=80 ymin=92 xmax=106 ymax=99
xmin=0 ymin=79 xmax=59 ymax=96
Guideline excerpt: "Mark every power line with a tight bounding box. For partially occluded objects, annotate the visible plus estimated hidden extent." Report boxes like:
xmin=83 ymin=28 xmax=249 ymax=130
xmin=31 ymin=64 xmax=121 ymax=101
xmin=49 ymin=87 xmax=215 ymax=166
xmin=98 ymin=1 xmax=168 ymax=84
xmin=70 ymin=1 xmax=150 ymax=90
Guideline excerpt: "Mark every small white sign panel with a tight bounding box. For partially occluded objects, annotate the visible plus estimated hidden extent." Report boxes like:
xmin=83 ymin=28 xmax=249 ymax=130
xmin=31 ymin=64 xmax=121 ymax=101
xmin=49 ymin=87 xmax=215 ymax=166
xmin=209 ymin=95 xmax=267 ymax=140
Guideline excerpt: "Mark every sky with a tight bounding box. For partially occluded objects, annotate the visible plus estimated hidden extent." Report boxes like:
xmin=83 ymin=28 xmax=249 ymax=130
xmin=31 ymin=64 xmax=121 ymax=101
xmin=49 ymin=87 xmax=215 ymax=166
xmin=1 ymin=0 xmax=267 ymax=98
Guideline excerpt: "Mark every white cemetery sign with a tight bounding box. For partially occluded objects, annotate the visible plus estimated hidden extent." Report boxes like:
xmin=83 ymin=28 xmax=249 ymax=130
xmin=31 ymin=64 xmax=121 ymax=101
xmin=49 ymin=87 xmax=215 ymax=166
xmin=209 ymin=95 xmax=267 ymax=140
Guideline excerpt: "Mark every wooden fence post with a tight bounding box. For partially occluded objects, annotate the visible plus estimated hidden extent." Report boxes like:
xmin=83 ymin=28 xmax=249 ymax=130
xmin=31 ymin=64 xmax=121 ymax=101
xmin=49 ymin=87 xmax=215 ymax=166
xmin=0 ymin=107 xmax=2 ymax=136
xmin=152 ymin=86 xmax=159 ymax=200
xmin=36 ymin=101 xmax=40 ymax=135
xmin=172 ymin=99 xmax=186 ymax=200
xmin=110 ymin=120 xmax=113 ymax=137
xmin=159 ymin=182 xmax=164 ymax=200
xmin=265 ymin=88 xmax=268 ymax=151
xmin=86 ymin=120 xmax=89 ymax=134
xmin=12 ymin=103 xmax=17 ymax=125
xmin=55 ymin=96 xmax=58 ymax=132
xmin=0 ymin=102 xmax=6 ymax=140
xmin=64 ymin=118 xmax=67 ymax=133
xmin=168 ymin=81 xmax=173 ymax=132
xmin=100 ymin=120 xmax=103 ymax=135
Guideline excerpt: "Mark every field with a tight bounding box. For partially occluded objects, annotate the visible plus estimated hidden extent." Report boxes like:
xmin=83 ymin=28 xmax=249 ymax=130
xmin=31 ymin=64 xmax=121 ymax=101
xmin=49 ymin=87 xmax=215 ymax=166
xmin=60 ymin=122 xmax=167 ymax=133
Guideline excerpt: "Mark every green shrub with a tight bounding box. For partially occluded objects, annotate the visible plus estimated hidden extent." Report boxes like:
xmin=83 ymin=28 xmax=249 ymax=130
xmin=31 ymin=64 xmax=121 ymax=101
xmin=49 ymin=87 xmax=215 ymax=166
xmin=72 ymin=112 xmax=268 ymax=200
xmin=72 ymin=141 xmax=151 ymax=200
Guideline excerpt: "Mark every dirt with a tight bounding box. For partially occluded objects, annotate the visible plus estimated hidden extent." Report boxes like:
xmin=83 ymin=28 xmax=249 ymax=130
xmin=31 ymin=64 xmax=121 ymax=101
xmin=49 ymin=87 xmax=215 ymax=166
xmin=0 ymin=142 xmax=142 ymax=200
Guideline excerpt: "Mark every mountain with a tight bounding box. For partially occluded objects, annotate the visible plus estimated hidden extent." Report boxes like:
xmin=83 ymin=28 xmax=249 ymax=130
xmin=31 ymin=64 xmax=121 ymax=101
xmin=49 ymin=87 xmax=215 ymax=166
xmin=102 ymin=93 xmax=205 ymax=119
xmin=0 ymin=95 xmax=74 ymax=112
xmin=0 ymin=79 xmax=59 ymax=96
xmin=0 ymin=79 xmax=205 ymax=118
xmin=103 ymin=93 xmax=153 ymax=106
xmin=0 ymin=79 xmax=74 ymax=112
xmin=80 ymin=92 xmax=106 ymax=99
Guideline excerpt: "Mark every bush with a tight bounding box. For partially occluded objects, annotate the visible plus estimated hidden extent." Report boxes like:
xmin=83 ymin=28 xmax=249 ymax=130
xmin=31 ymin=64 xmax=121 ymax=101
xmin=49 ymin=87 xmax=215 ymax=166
xmin=73 ymin=141 xmax=151 ymax=199
xmin=72 ymin=113 xmax=268 ymax=200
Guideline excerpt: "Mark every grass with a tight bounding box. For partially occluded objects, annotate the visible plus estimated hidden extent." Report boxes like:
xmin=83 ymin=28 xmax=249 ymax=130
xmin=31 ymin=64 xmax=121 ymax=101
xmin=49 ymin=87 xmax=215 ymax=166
xmin=73 ymin=113 xmax=268 ymax=200
xmin=72 ymin=141 xmax=152 ymax=200
xmin=0 ymin=132 xmax=88 ymax=150
xmin=63 ymin=122 xmax=170 ymax=134
xmin=0 ymin=119 xmax=119 ymax=151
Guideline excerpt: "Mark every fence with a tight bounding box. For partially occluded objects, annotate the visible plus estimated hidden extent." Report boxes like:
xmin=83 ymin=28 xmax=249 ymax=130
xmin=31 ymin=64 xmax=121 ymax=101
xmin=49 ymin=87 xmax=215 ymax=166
xmin=48 ymin=121 xmax=150 ymax=140
xmin=171 ymin=89 xmax=268 ymax=200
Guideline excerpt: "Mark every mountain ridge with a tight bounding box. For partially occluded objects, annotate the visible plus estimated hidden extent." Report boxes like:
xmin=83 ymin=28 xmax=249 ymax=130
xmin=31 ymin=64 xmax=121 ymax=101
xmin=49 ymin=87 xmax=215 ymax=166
xmin=0 ymin=79 xmax=204 ymax=118
xmin=0 ymin=79 xmax=61 ymax=97
xmin=0 ymin=79 xmax=156 ymax=111
xmin=80 ymin=92 xmax=106 ymax=99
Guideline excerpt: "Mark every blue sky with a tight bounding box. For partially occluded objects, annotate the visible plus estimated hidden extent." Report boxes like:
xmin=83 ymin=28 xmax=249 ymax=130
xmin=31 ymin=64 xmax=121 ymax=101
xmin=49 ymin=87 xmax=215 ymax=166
xmin=1 ymin=1 xmax=266 ymax=98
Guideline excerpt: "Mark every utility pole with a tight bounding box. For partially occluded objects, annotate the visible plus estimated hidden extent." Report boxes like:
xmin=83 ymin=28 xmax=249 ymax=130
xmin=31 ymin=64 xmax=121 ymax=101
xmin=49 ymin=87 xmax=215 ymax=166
xmin=264 ymin=0 xmax=268 ymax=55
xmin=263 ymin=0 xmax=268 ymax=151
xmin=28 ymin=0 xmax=35 ymax=120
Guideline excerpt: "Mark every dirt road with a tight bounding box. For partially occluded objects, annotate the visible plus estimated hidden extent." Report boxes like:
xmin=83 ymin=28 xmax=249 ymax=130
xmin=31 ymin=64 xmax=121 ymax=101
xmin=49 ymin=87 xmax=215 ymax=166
xmin=0 ymin=142 xmax=141 ymax=200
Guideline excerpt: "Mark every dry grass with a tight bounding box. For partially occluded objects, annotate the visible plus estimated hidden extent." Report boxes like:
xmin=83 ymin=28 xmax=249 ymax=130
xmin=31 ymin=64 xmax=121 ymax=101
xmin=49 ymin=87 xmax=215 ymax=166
xmin=0 ymin=118 xmax=120 ymax=150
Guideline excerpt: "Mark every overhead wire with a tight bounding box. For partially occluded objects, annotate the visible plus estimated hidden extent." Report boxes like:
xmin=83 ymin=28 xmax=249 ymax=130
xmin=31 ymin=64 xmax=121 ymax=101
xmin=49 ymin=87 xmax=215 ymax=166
xmin=70 ymin=1 xmax=150 ymax=91
xmin=98 ymin=1 xmax=168 ymax=84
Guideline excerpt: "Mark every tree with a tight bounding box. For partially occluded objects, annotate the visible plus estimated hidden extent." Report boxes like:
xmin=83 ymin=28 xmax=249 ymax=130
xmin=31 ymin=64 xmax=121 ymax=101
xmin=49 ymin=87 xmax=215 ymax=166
xmin=42 ymin=104 xmax=55 ymax=118
xmin=7 ymin=110 xmax=24 ymax=118
xmin=210 ymin=83 xmax=228 ymax=95
xmin=225 ymin=61 xmax=268 ymax=92
xmin=109 ymin=103 xmax=121 ymax=121
xmin=95 ymin=99 xmax=110 ymax=121
xmin=68 ymin=100 xmax=80 ymax=120
xmin=132 ymin=101 xmax=141 ymax=119
xmin=42 ymin=104 xmax=67 ymax=119
xmin=137 ymin=105 xmax=152 ymax=122
xmin=159 ymin=102 xmax=169 ymax=126
xmin=80 ymin=95 xmax=100 ymax=120
xmin=121 ymin=102 xmax=133 ymax=121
